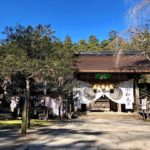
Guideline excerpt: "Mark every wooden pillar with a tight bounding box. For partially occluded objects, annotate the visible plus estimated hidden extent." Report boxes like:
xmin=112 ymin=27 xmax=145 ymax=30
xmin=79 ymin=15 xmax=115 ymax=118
xmin=134 ymin=79 xmax=140 ymax=112
xmin=117 ymin=103 xmax=122 ymax=112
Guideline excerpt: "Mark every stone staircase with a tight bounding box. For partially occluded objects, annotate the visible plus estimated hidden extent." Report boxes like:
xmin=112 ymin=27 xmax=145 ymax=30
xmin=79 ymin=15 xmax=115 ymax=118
xmin=80 ymin=112 xmax=139 ymax=120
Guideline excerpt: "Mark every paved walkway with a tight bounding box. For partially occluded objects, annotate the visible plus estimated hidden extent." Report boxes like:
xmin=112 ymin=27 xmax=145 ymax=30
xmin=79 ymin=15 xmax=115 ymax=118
xmin=0 ymin=113 xmax=150 ymax=150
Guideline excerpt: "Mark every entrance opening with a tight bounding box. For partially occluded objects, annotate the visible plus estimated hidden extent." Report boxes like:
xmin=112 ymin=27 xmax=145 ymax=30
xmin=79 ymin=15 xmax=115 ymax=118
xmin=81 ymin=104 xmax=87 ymax=112
xmin=110 ymin=101 xmax=118 ymax=112
xmin=89 ymin=96 xmax=121 ymax=112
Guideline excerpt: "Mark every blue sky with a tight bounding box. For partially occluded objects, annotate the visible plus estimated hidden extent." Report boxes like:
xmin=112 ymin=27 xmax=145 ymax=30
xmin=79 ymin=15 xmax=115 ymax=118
xmin=0 ymin=0 xmax=129 ymax=42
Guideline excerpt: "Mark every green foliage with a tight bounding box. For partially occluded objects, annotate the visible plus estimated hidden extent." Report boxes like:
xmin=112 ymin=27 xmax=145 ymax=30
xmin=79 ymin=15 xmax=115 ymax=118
xmin=88 ymin=35 xmax=100 ymax=50
xmin=2 ymin=24 xmax=54 ymax=59
xmin=77 ymin=39 xmax=87 ymax=51
xmin=0 ymin=24 xmax=55 ymax=79
xmin=71 ymin=32 xmax=121 ymax=52
xmin=100 ymin=40 xmax=109 ymax=50
xmin=72 ymin=42 xmax=79 ymax=51
xmin=0 ymin=24 xmax=75 ymax=95
xmin=64 ymin=35 xmax=72 ymax=49
xmin=50 ymin=46 xmax=75 ymax=94
xmin=109 ymin=30 xmax=118 ymax=41
xmin=139 ymin=75 xmax=150 ymax=83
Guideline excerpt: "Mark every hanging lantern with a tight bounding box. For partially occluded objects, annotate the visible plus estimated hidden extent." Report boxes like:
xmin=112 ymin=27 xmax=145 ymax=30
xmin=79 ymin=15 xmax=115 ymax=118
xmin=101 ymin=84 xmax=106 ymax=91
xmin=110 ymin=84 xmax=114 ymax=90
xmin=93 ymin=84 xmax=99 ymax=93
xmin=93 ymin=84 xmax=99 ymax=90
xmin=110 ymin=84 xmax=114 ymax=93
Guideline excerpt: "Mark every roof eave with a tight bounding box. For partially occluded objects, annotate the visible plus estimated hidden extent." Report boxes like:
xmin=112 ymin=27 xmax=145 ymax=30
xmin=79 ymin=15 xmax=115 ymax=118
xmin=78 ymin=69 xmax=150 ymax=74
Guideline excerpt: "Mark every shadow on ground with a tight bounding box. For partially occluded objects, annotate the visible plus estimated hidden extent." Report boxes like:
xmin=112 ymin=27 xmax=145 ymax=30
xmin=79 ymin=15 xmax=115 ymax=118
xmin=21 ymin=140 xmax=114 ymax=150
xmin=0 ymin=118 xmax=150 ymax=150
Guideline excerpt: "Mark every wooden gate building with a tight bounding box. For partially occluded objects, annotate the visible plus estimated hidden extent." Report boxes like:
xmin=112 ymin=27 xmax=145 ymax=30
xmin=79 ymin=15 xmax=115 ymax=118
xmin=74 ymin=51 xmax=150 ymax=112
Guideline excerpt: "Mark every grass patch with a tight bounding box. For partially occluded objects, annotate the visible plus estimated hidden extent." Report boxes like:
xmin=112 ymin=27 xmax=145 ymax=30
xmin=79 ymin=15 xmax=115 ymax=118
xmin=30 ymin=119 xmax=52 ymax=127
xmin=0 ymin=119 xmax=52 ymax=129
xmin=0 ymin=120 xmax=21 ymax=129
xmin=145 ymin=119 xmax=150 ymax=122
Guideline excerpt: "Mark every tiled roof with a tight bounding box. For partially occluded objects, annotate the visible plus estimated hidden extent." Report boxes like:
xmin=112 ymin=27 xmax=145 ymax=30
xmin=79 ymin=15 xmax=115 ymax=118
xmin=75 ymin=51 xmax=150 ymax=73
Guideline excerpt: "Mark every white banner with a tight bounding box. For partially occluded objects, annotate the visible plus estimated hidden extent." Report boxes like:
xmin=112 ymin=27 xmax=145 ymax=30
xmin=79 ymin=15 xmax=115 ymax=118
xmin=74 ymin=80 xmax=134 ymax=109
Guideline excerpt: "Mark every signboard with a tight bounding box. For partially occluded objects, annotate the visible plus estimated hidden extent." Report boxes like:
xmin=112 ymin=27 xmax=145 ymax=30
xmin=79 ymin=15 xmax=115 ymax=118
xmin=95 ymin=73 xmax=112 ymax=80
xmin=141 ymin=98 xmax=147 ymax=110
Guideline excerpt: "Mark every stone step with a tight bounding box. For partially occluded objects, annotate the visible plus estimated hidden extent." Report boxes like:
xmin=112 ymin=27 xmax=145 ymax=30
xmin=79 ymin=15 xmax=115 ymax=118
xmin=80 ymin=112 xmax=139 ymax=120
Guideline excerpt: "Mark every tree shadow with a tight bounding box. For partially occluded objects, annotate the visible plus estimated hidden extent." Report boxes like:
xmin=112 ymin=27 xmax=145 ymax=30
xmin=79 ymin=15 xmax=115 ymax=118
xmin=28 ymin=127 xmax=105 ymax=137
xmin=16 ymin=140 xmax=115 ymax=150
xmin=50 ymin=119 xmax=86 ymax=126
xmin=1 ymin=118 xmax=150 ymax=150
xmin=0 ymin=123 xmax=106 ymax=150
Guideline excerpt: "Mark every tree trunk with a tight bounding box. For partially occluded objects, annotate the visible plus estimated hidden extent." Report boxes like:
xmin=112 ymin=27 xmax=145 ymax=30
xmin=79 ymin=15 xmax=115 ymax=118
xmin=21 ymin=80 xmax=29 ymax=134
xmin=44 ymin=81 xmax=48 ymax=121
xmin=59 ymin=96 xmax=62 ymax=119
xmin=27 ymin=95 xmax=31 ymax=128
xmin=45 ymin=108 xmax=49 ymax=122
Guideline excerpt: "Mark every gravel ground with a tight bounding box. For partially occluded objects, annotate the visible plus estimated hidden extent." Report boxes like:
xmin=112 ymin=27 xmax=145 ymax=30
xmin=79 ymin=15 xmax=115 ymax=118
xmin=0 ymin=112 xmax=150 ymax=150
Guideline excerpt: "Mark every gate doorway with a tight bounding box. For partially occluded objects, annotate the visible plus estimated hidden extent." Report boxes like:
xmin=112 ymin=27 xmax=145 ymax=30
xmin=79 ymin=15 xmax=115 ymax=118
xmin=89 ymin=96 xmax=120 ymax=112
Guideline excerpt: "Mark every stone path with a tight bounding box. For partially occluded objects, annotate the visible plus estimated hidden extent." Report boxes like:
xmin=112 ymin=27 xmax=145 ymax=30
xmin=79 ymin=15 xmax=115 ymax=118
xmin=0 ymin=113 xmax=150 ymax=150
